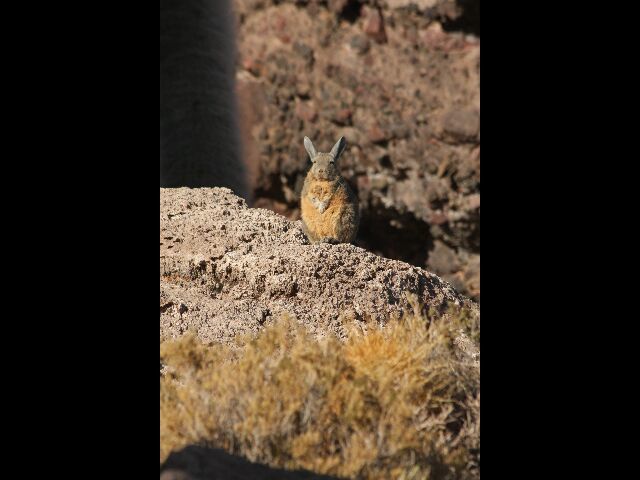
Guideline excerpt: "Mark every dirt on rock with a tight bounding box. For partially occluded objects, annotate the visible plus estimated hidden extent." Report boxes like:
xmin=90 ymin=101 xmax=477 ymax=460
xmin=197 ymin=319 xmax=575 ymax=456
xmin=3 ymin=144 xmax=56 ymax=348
xmin=160 ymin=188 xmax=478 ymax=348
xmin=233 ymin=0 xmax=480 ymax=301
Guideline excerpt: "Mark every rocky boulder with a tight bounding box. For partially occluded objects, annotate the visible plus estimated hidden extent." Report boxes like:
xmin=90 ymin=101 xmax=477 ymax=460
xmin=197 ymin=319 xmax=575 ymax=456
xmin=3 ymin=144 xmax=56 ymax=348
xmin=160 ymin=188 xmax=478 ymax=348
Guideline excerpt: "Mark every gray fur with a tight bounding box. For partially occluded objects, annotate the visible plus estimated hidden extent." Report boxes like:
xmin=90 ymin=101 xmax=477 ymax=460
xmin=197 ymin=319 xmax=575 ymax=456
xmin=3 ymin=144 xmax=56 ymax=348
xmin=303 ymin=136 xmax=318 ymax=161
xmin=329 ymin=136 xmax=346 ymax=161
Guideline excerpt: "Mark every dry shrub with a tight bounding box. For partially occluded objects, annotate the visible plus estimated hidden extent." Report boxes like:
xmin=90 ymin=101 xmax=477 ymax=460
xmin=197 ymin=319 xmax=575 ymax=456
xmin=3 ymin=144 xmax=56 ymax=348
xmin=160 ymin=307 xmax=479 ymax=479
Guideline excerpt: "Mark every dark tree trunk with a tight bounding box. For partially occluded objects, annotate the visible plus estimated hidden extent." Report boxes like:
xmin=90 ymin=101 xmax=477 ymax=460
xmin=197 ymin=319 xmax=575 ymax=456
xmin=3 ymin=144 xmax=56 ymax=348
xmin=160 ymin=0 xmax=248 ymax=199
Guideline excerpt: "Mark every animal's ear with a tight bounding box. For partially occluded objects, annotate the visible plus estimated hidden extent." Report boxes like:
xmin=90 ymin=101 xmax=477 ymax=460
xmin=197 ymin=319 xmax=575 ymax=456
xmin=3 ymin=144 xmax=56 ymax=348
xmin=330 ymin=136 xmax=347 ymax=161
xmin=304 ymin=136 xmax=317 ymax=162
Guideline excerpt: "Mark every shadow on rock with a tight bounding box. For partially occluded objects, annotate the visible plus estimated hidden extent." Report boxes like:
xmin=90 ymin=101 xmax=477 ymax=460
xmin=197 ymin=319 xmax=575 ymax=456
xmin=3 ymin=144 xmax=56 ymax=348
xmin=161 ymin=445 xmax=342 ymax=480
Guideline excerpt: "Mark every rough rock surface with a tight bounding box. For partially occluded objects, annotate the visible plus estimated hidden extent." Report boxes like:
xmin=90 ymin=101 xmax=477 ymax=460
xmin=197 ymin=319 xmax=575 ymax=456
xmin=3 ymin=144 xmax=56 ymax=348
xmin=233 ymin=0 xmax=480 ymax=300
xmin=160 ymin=188 xmax=477 ymax=346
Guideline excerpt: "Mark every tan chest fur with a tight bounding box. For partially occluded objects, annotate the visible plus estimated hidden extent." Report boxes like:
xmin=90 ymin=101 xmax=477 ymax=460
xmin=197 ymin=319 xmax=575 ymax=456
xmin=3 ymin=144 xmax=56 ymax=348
xmin=301 ymin=180 xmax=348 ymax=238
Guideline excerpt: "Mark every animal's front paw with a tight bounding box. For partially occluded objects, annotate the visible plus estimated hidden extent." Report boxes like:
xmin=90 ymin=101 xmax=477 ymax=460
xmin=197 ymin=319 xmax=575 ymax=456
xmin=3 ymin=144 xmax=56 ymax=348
xmin=319 ymin=236 xmax=339 ymax=244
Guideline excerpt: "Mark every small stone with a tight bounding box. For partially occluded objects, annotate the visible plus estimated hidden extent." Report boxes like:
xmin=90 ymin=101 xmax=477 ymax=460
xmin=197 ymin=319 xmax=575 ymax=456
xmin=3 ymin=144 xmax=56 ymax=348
xmin=441 ymin=108 xmax=480 ymax=141
xmin=332 ymin=108 xmax=352 ymax=125
xmin=242 ymin=57 xmax=265 ymax=77
xmin=296 ymin=81 xmax=311 ymax=98
xmin=429 ymin=211 xmax=449 ymax=226
xmin=327 ymin=0 xmax=349 ymax=13
xmin=367 ymin=124 xmax=388 ymax=144
xmin=363 ymin=7 xmax=387 ymax=44
xmin=466 ymin=193 xmax=480 ymax=210
xmin=295 ymin=102 xmax=318 ymax=123
xmin=293 ymin=42 xmax=314 ymax=66
xmin=428 ymin=241 xmax=460 ymax=274
xmin=350 ymin=34 xmax=370 ymax=54
xmin=341 ymin=127 xmax=363 ymax=146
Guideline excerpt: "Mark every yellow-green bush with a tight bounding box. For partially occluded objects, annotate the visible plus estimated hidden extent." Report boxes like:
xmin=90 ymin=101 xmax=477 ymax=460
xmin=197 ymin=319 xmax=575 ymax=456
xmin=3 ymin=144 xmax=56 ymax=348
xmin=160 ymin=307 xmax=479 ymax=479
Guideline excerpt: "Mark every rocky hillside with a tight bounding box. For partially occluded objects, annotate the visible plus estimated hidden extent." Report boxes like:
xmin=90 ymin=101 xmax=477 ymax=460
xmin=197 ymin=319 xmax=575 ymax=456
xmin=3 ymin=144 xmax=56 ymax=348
xmin=234 ymin=0 xmax=480 ymax=300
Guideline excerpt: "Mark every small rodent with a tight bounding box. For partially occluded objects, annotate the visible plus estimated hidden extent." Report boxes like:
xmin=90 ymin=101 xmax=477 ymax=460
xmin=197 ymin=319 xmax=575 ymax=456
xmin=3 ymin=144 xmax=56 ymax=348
xmin=300 ymin=136 xmax=359 ymax=244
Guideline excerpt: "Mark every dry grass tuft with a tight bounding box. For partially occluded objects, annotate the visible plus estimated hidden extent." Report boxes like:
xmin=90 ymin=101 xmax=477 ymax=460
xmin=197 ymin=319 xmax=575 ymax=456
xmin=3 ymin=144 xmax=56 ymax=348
xmin=160 ymin=306 xmax=479 ymax=479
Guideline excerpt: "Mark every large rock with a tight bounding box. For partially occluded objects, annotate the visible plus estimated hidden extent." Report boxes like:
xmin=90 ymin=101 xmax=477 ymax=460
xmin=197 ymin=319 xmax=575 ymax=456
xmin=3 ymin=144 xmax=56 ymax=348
xmin=160 ymin=188 xmax=478 ymax=346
